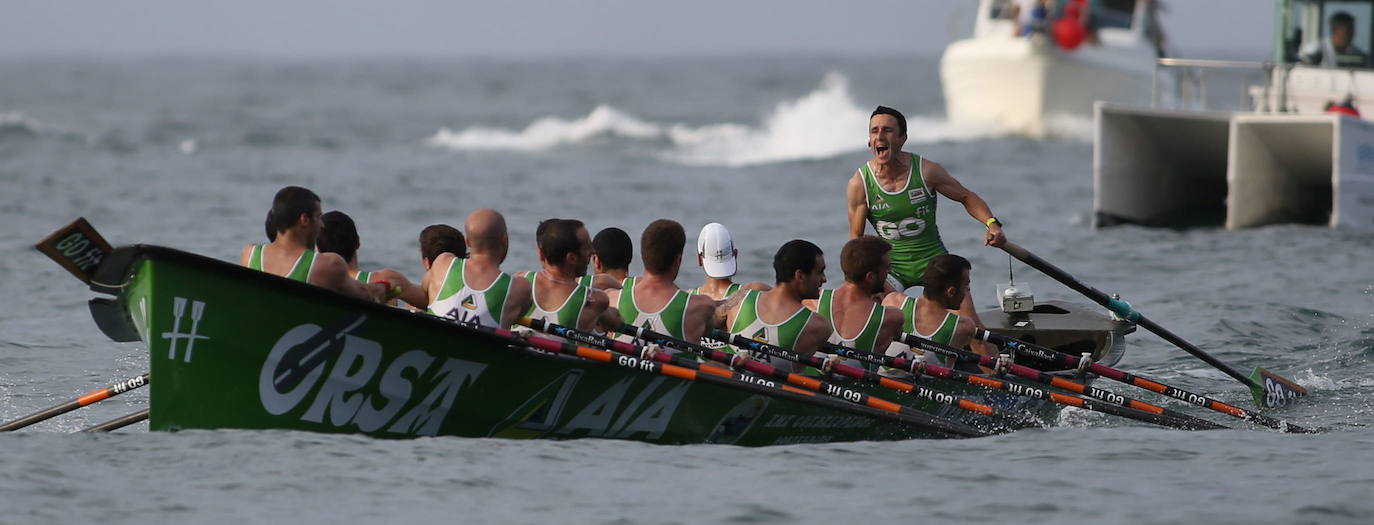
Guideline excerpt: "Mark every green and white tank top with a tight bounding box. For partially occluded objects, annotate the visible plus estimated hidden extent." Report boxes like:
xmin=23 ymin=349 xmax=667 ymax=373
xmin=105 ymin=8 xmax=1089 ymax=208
xmin=889 ymin=295 xmax=960 ymax=367
xmin=247 ymin=245 xmax=316 ymax=283
xmin=355 ymin=270 xmax=372 ymax=283
xmin=579 ymin=275 xmax=594 ymax=288
xmin=617 ymin=277 xmax=691 ymax=346
xmin=428 ymin=258 xmax=513 ymax=328
xmin=816 ymin=289 xmax=884 ymax=371
xmin=860 ymin=153 xmax=945 ymax=281
xmin=729 ymin=290 xmax=814 ymax=370
xmin=525 ymin=272 xmax=589 ymax=329
xmin=690 ymin=283 xmax=741 ymax=350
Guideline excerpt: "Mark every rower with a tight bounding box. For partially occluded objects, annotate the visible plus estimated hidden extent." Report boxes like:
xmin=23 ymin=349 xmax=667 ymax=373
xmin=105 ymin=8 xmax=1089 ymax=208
xmin=881 ymin=253 xmax=980 ymax=376
xmin=691 ymin=222 xmax=770 ymax=300
xmin=806 ymin=236 xmax=904 ymax=372
xmin=525 ymin=219 xmax=618 ymax=332
xmin=425 ymin=209 xmax=532 ymax=328
xmin=589 ymin=227 xmax=632 ymax=289
xmin=239 ymin=186 xmax=385 ymax=302
xmin=717 ymin=240 xmax=833 ymax=373
xmin=316 ymin=210 xmax=427 ymax=308
xmin=419 ymin=224 xmax=467 ymax=271
xmin=846 ymin=105 xmax=1005 ymax=356
xmin=605 ymin=219 xmax=716 ymax=350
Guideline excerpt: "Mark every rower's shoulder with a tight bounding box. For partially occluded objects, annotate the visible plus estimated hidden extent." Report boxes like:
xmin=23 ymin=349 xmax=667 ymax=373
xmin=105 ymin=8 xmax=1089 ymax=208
xmin=881 ymin=304 xmax=904 ymax=327
xmin=238 ymin=243 xmax=256 ymax=265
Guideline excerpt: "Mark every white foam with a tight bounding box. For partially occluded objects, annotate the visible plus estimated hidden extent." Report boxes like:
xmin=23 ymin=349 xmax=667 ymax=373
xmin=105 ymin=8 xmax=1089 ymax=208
xmin=425 ymin=72 xmax=1007 ymax=166
xmin=425 ymin=105 xmax=660 ymax=151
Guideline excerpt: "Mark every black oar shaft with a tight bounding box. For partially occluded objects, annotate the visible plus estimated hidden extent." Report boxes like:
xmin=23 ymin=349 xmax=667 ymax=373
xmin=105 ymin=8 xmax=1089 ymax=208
xmin=80 ymin=408 xmax=150 ymax=432
xmin=977 ymin=330 xmax=1315 ymax=433
xmin=1000 ymin=241 xmax=1257 ymax=387
xmin=0 ymin=373 xmax=149 ymax=432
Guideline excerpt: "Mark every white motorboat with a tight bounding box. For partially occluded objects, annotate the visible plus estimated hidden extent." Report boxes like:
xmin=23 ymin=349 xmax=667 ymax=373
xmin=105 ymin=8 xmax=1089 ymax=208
xmin=941 ymin=0 xmax=1161 ymax=138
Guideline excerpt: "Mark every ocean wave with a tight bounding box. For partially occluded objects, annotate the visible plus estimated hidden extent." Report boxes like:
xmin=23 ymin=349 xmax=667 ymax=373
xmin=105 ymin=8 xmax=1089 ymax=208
xmin=426 ymin=105 xmax=661 ymax=151
xmin=425 ymin=72 xmax=1002 ymax=167
xmin=0 ymin=112 xmax=43 ymax=140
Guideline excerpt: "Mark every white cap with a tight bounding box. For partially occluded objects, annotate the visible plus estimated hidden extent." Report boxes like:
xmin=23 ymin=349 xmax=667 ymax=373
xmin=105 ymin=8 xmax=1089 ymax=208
xmin=697 ymin=222 xmax=737 ymax=278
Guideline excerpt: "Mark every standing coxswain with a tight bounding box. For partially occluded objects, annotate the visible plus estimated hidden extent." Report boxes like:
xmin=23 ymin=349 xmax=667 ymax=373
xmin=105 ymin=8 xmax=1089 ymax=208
xmin=846 ymin=106 xmax=1004 ymax=358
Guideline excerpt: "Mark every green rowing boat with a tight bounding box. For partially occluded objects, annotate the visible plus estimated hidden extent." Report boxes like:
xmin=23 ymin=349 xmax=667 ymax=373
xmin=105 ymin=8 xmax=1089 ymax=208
xmin=79 ymin=244 xmax=1132 ymax=444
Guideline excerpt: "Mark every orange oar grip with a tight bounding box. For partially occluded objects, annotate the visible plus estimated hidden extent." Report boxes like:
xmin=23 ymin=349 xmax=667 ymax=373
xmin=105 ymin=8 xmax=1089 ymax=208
xmin=77 ymin=389 xmax=112 ymax=407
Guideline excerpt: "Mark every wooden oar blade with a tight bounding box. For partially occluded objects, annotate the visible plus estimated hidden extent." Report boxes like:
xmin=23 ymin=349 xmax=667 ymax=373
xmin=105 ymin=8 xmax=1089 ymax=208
xmin=1249 ymin=367 xmax=1308 ymax=409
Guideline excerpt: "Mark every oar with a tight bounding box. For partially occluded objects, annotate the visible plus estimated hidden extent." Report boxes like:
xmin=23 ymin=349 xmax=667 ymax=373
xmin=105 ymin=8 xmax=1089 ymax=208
xmin=0 ymin=373 xmax=149 ymax=431
xmin=488 ymin=324 xmax=986 ymax=438
xmin=811 ymin=336 xmax=1219 ymax=431
xmin=706 ymin=329 xmax=1124 ymax=430
xmin=895 ymin=332 xmax=1231 ymax=431
xmin=80 ymin=408 xmax=150 ymax=432
xmin=999 ymin=241 xmax=1308 ymax=409
xmin=517 ymin=318 xmax=1001 ymax=433
xmin=886 ymin=333 xmax=1228 ymax=430
xmin=975 ymin=329 xmax=1316 ymax=433
xmin=687 ymin=329 xmax=1038 ymax=428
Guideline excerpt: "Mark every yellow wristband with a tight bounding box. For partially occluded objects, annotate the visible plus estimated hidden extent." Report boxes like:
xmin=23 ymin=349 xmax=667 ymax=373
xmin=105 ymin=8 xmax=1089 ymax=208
xmin=984 ymin=217 xmax=1000 ymax=228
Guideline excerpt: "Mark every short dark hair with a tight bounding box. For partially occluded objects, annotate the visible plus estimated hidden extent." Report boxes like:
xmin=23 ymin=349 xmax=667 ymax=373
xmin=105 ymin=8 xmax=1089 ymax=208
xmin=871 ymin=106 xmax=907 ymax=136
xmin=922 ymin=254 xmax=971 ymax=298
xmin=639 ymin=220 xmax=684 ymax=274
xmin=1332 ymin=11 xmax=1356 ymax=30
xmin=317 ymin=211 xmax=360 ymax=262
xmin=420 ymin=224 xmax=466 ymax=262
xmin=267 ymin=186 xmax=320 ymax=234
xmin=265 ymin=212 xmax=276 ymax=242
xmin=535 ymin=218 xmax=559 ymax=247
xmin=773 ymin=239 xmax=823 ymax=284
xmin=841 ymin=235 xmax=891 ymax=284
xmin=540 ymin=219 xmax=585 ymax=264
xmin=593 ymin=227 xmax=634 ymax=271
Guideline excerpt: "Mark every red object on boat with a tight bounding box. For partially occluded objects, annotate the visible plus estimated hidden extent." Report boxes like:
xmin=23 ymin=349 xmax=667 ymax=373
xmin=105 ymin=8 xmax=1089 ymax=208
xmin=1053 ymin=2 xmax=1087 ymax=50
xmin=1327 ymin=100 xmax=1361 ymax=117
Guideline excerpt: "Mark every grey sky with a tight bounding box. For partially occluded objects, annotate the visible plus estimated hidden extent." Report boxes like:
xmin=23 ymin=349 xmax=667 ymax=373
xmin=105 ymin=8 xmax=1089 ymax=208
xmin=1 ymin=1 xmax=1274 ymax=59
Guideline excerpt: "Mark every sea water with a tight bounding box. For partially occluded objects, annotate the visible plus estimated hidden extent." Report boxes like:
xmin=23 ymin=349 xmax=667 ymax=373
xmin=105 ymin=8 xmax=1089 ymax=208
xmin=1 ymin=57 xmax=1372 ymax=524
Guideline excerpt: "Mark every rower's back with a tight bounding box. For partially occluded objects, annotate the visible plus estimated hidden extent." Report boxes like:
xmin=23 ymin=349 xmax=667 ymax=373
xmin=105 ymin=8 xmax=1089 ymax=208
xmin=613 ymin=219 xmax=716 ymax=350
xmin=525 ymin=219 xmax=609 ymax=332
xmin=240 ymin=186 xmax=382 ymax=303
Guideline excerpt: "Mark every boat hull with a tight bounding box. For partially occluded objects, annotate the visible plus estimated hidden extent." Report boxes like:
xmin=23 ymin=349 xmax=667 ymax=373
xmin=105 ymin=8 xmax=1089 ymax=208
xmin=88 ymin=245 xmax=1123 ymax=444
xmin=941 ymin=35 xmax=1152 ymax=138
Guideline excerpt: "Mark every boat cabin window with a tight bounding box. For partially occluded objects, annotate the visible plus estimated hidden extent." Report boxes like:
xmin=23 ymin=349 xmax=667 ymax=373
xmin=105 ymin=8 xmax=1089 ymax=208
xmin=1283 ymin=0 xmax=1374 ymax=69
xmin=1093 ymin=0 xmax=1138 ymax=31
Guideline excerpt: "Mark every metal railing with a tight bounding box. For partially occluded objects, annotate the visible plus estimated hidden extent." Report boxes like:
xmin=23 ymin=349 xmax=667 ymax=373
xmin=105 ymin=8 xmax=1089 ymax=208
xmin=1151 ymin=58 xmax=1273 ymax=112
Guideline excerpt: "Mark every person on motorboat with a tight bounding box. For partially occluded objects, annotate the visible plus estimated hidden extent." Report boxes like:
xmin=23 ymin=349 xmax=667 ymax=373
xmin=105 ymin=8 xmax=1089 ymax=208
xmin=1301 ymin=11 xmax=1369 ymax=69
xmin=804 ymin=236 xmax=905 ymax=372
xmin=316 ymin=210 xmax=427 ymax=308
xmin=604 ymin=219 xmax=717 ymax=349
xmin=880 ymin=253 xmax=982 ymax=379
xmin=690 ymin=222 xmax=771 ymax=301
xmin=524 ymin=218 xmax=619 ymax=333
xmin=240 ymin=186 xmax=386 ymax=302
xmin=716 ymin=240 xmax=834 ymax=374
xmin=425 ymin=209 xmax=533 ymax=329
xmin=845 ymin=105 xmax=1004 ymax=354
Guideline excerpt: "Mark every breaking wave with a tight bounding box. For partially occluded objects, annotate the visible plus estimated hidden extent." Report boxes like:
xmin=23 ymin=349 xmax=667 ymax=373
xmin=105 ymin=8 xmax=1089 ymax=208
xmin=425 ymin=73 xmax=1000 ymax=167
xmin=0 ymin=112 xmax=43 ymax=140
